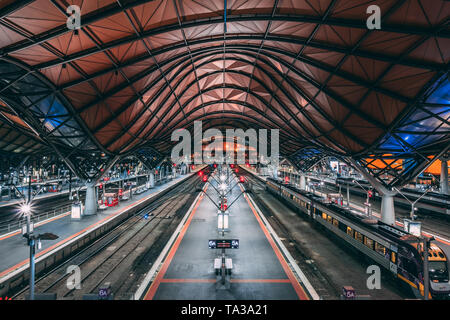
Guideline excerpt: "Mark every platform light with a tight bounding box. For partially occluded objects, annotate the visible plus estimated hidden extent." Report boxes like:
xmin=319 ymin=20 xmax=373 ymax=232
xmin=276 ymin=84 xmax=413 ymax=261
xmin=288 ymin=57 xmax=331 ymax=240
xmin=20 ymin=203 xmax=31 ymax=214
xmin=220 ymin=183 xmax=227 ymax=191
xmin=220 ymin=175 xmax=226 ymax=182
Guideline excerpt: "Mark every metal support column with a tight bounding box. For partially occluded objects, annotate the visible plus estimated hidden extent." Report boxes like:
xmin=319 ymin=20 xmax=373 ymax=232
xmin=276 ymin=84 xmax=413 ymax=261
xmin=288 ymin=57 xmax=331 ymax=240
xmin=441 ymin=158 xmax=448 ymax=195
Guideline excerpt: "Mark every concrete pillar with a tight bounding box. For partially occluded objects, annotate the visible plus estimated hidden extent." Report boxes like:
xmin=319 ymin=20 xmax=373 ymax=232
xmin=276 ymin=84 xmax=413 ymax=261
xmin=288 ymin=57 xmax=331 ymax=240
xmin=272 ymin=165 xmax=278 ymax=179
xmin=299 ymin=175 xmax=306 ymax=190
xmin=84 ymin=182 xmax=97 ymax=216
xmin=381 ymin=193 xmax=396 ymax=226
xmin=149 ymin=173 xmax=155 ymax=188
xmin=346 ymin=183 xmax=350 ymax=206
xmin=441 ymin=158 xmax=448 ymax=195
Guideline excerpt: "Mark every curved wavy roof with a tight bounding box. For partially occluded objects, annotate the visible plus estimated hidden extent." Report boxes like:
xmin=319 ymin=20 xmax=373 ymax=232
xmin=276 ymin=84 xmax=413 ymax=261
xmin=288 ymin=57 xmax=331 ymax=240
xmin=0 ymin=0 xmax=448 ymax=161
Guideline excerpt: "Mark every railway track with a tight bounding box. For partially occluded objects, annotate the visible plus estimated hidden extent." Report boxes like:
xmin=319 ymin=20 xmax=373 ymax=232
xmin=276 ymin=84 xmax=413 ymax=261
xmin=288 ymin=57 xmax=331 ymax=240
xmin=11 ymin=174 xmax=204 ymax=300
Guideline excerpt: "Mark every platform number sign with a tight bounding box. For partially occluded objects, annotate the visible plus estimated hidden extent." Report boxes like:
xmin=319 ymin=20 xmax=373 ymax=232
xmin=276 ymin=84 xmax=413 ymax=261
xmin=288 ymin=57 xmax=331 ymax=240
xmin=99 ymin=288 xmax=108 ymax=298
xmin=342 ymin=286 xmax=356 ymax=300
xmin=98 ymin=284 xmax=111 ymax=299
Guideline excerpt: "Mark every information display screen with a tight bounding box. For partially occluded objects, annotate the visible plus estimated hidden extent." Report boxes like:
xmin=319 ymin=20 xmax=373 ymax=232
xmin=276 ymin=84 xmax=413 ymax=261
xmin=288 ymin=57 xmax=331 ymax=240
xmin=208 ymin=239 xmax=239 ymax=249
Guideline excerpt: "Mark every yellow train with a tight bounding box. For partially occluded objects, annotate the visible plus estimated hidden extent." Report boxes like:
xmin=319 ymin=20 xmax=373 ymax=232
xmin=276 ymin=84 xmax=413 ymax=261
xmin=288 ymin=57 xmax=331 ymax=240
xmin=266 ymin=177 xmax=450 ymax=299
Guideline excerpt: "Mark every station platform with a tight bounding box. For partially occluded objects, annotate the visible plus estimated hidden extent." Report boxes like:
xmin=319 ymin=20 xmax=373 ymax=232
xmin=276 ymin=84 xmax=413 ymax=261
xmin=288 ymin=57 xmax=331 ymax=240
xmin=0 ymin=173 xmax=149 ymax=208
xmin=142 ymin=173 xmax=314 ymax=300
xmin=0 ymin=172 xmax=196 ymax=280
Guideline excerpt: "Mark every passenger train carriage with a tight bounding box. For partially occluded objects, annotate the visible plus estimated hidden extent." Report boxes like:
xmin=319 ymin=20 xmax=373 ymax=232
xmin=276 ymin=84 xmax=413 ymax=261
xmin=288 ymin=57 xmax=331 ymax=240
xmin=266 ymin=177 xmax=450 ymax=299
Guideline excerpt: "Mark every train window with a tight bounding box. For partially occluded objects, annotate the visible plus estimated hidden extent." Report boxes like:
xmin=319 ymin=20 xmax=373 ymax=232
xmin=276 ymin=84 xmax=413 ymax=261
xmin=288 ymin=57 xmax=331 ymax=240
xmin=332 ymin=218 xmax=339 ymax=227
xmin=347 ymin=227 xmax=353 ymax=237
xmin=327 ymin=215 xmax=332 ymax=223
xmin=364 ymin=237 xmax=374 ymax=250
xmin=391 ymin=252 xmax=396 ymax=264
xmin=322 ymin=212 xmax=327 ymax=220
xmin=354 ymin=232 xmax=363 ymax=242
xmin=375 ymin=242 xmax=386 ymax=255
xmin=400 ymin=257 xmax=418 ymax=276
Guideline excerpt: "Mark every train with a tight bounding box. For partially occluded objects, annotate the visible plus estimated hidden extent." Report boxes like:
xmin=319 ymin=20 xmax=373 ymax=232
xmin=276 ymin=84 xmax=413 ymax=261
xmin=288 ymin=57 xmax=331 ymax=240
xmin=278 ymin=171 xmax=450 ymax=216
xmin=265 ymin=177 xmax=450 ymax=299
xmin=103 ymin=192 xmax=119 ymax=207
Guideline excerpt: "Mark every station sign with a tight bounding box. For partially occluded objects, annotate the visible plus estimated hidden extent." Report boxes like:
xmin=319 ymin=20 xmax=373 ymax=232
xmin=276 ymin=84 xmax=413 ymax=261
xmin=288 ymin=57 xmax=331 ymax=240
xmin=208 ymin=239 xmax=239 ymax=249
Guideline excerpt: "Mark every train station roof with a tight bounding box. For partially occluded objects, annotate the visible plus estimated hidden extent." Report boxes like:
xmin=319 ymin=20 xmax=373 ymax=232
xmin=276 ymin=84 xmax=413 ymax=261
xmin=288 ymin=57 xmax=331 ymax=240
xmin=0 ymin=0 xmax=448 ymax=182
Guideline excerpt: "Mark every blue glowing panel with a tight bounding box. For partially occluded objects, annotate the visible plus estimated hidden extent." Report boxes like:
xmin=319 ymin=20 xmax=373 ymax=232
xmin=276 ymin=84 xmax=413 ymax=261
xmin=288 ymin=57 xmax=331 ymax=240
xmin=426 ymin=79 xmax=450 ymax=105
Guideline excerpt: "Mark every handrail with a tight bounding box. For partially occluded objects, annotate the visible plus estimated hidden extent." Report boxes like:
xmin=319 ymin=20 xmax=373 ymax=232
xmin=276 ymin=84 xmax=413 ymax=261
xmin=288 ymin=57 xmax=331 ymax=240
xmin=0 ymin=204 xmax=72 ymax=236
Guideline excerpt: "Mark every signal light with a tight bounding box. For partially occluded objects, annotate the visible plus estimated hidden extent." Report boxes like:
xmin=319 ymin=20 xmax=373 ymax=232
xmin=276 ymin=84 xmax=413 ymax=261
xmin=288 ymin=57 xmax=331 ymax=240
xmin=202 ymin=175 xmax=208 ymax=182
xmin=239 ymin=176 xmax=245 ymax=183
xmin=213 ymin=164 xmax=217 ymax=168
xmin=230 ymin=164 xmax=234 ymax=168
xmin=284 ymin=176 xmax=289 ymax=183
xmin=235 ymin=168 xmax=239 ymax=173
xmin=198 ymin=171 xmax=203 ymax=176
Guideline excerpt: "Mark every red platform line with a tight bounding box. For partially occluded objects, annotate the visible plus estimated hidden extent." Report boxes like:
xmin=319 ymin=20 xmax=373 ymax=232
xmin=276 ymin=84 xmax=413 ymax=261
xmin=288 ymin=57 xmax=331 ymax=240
xmin=159 ymin=278 xmax=291 ymax=283
xmin=161 ymin=279 xmax=216 ymax=283
xmin=230 ymin=279 xmax=291 ymax=283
